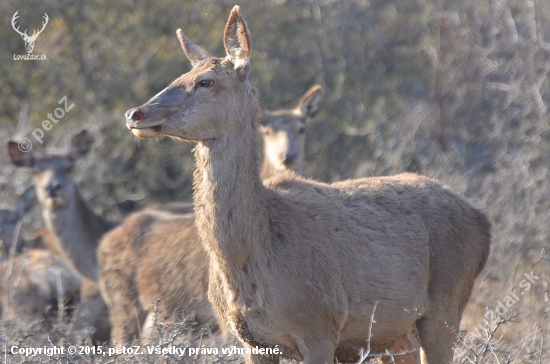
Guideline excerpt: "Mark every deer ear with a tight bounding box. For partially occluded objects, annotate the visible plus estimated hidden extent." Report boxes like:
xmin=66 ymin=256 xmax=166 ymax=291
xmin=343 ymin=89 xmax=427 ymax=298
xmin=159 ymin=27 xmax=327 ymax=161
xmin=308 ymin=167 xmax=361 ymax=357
xmin=176 ymin=29 xmax=211 ymax=67
xmin=224 ymin=6 xmax=251 ymax=73
xmin=68 ymin=130 xmax=93 ymax=160
xmin=296 ymin=85 xmax=324 ymax=122
xmin=7 ymin=141 xmax=35 ymax=168
xmin=15 ymin=186 xmax=36 ymax=217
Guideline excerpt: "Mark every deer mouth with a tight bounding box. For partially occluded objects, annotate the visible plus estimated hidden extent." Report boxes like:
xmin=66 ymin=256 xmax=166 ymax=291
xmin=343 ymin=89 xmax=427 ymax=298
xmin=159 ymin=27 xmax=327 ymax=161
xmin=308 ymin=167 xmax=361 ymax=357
xmin=129 ymin=124 xmax=164 ymax=139
xmin=44 ymin=195 xmax=67 ymax=210
xmin=126 ymin=109 xmax=165 ymax=138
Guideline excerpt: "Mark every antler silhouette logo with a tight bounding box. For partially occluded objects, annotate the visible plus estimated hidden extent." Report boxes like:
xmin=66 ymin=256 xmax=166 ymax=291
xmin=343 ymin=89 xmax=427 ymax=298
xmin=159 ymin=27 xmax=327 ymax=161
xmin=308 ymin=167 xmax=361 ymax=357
xmin=11 ymin=11 xmax=49 ymax=54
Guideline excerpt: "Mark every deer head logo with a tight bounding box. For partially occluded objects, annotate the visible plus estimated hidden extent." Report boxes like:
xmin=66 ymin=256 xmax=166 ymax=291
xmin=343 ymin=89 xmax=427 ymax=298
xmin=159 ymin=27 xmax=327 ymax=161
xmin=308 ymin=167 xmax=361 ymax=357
xmin=11 ymin=11 xmax=49 ymax=54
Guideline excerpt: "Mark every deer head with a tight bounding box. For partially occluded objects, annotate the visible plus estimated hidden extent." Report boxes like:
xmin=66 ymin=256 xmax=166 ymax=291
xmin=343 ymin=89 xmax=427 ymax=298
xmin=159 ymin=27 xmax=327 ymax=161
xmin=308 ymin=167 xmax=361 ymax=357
xmin=260 ymin=85 xmax=324 ymax=173
xmin=8 ymin=131 xmax=93 ymax=211
xmin=11 ymin=11 xmax=49 ymax=54
xmin=125 ymin=6 xmax=255 ymax=142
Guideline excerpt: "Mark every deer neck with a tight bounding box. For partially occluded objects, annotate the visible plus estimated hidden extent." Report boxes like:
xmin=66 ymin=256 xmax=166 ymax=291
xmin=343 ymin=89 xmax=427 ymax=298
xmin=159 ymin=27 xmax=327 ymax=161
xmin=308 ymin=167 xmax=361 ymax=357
xmin=193 ymin=93 xmax=270 ymax=273
xmin=43 ymin=189 xmax=108 ymax=281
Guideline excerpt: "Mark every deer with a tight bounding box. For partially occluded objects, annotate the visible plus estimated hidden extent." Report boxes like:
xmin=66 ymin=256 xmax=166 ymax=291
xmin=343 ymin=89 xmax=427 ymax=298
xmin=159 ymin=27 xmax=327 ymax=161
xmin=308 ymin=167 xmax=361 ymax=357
xmin=11 ymin=11 xmax=49 ymax=54
xmin=0 ymin=248 xmax=81 ymax=324
xmin=98 ymin=86 xmax=324 ymax=346
xmin=124 ymin=6 xmax=491 ymax=363
xmin=259 ymin=85 xmax=323 ymax=178
xmin=0 ymin=188 xmax=80 ymax=323
xmin=7 ymin=130 xmax=114 ymax=343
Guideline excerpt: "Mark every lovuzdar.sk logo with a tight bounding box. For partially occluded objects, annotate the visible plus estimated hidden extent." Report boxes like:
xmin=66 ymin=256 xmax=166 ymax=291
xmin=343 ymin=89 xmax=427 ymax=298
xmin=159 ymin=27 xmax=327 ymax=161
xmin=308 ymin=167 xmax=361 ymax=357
xmin=12 ymin=10 xmax=48 ymax=61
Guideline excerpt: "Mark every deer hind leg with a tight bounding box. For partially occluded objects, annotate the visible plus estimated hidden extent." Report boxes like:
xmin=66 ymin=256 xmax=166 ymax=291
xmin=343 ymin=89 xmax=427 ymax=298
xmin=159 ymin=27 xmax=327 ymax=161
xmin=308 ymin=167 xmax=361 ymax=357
xmin=380 ymin=326 xmax=422 ymax=364
xmin=108 ymin=300 xmax=147 ymax=347
xmin=100 ymin=275 xmax=145 ymax=346
xmin=416 ymin=314 xmax=458 ymax=364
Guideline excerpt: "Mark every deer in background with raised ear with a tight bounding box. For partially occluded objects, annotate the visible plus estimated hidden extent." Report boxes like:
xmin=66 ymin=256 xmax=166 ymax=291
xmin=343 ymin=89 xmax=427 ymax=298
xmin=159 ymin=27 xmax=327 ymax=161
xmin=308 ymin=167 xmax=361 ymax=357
xmin=125 ymin=6 xmax=490 ymax=364
xmin=8 ymin=130 xmax=114 ymax=343
xmin=260 ymin=84 xmax=323 ymax=179
xmin=99 ymin=84 xmax=323 ymax=346
xmin=8 ymin=130 xmax=115 ymax=282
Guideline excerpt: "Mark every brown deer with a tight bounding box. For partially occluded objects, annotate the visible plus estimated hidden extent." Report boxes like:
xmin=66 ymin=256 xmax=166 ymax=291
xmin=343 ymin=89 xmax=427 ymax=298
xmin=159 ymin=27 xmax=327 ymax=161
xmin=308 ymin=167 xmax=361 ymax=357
xmin=8 ymin=130 xmax=114 ymax=343
xmin=99 ymin=86 xmax=323 ymax=346
xmin=0 ymin=188 xmax=81 ymax=324
xmin=7 ymin=130 xmax=116 ymax=283
xmin=98 ymin=207 xmax=212 ymax=345
xmin=124 ymin=7 xmax=490 ymax=364
xmin=0 ymin=248 xmax=81 ymax=323
xmin=260 ymin=85 xmax=323 ymax=178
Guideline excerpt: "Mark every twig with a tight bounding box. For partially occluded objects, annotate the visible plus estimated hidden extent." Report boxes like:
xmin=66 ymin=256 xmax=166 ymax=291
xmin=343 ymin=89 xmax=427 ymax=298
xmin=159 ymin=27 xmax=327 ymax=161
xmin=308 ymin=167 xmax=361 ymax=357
xmin=356 ymin=301 xmax=378 ymax=364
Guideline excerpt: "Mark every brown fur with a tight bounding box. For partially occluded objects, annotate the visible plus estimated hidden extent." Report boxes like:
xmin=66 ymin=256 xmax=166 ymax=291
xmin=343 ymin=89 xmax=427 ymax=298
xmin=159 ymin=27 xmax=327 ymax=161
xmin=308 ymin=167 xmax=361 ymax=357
xmin=260 ymin=85 xmax=323 ymax=179
xmin=125 ymin=7 xmax=491 ymax=364
xmin=0 ymin=188 xmax=83 ymax=325
xmin=98 ymin=208 xmax=216 ymax=344
xmin=0 ymin=190 xmax=81 ymax=324
xmin=0 ymin=188 xmax=72 ymax=256
xmin=0 ymin=248 xmax=81 ymax=323
xmin=99 ymin=86 xmax=322 ymax=345
xmin=8 ymin=130 xmax=114 ymax=343
xmin=23 ymin=228 xmax=59 ymax=252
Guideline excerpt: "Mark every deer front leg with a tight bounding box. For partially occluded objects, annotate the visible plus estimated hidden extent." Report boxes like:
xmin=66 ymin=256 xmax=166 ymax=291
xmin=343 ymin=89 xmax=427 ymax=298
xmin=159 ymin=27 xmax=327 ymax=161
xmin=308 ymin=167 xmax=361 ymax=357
xmin=297 ymin=339 xmax=336 ymax=364
xmin=243 ymin=343 xmax=280 ymax=364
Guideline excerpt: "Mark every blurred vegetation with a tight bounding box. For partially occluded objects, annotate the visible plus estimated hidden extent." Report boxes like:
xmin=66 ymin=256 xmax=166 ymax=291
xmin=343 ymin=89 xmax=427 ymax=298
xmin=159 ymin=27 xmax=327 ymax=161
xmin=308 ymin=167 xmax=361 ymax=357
xmin=1 ymin=0 xmax=550 ymax=361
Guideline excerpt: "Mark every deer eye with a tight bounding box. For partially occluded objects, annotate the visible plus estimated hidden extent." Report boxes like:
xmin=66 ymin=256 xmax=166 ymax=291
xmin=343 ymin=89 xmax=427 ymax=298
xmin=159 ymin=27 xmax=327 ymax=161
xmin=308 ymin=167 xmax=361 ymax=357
xmin=197 ymin=79 xmax=214 ymax=88
xmin=298 ymin=127 xmax=306 ymax=134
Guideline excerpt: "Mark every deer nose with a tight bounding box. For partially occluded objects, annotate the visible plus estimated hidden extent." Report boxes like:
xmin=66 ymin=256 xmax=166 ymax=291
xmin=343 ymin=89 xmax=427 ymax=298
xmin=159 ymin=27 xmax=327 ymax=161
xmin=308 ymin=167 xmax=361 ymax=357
xmin=282 ymin=152 xmax=297 ymax=167
xmin=125 ymin=109 xmax=144 ymax=122
xmin=45 ymin=183 xmax=62 ymax=197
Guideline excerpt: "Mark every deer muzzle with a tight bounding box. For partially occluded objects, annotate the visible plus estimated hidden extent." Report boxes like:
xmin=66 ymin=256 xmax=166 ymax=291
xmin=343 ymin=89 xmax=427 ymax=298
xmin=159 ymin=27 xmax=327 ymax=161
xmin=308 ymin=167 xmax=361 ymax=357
xmin=125 ymin=108 xmax=164 ymax=138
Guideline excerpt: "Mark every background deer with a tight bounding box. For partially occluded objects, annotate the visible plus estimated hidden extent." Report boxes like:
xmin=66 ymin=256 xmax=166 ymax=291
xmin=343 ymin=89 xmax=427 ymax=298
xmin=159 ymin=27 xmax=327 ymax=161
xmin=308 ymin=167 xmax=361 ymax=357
xmin=0 ymin=186 xmax=80 ymax=325
xmin=0 ymin=184 xmax=86 ymax=331
xmin=8 ymin=130 xmax=115 ymax=283
xmin=8 ymin=130 xmax=114 ymax=343
xmin=260 ymin=85 xmax=323 ymax=178
xmin=0 ymin=248 xmax=81 ymax=324
xmin=125 ymin=7 xmax=491 ymax=364
xmin=99 ymin=86 xmax=323 ymax=345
